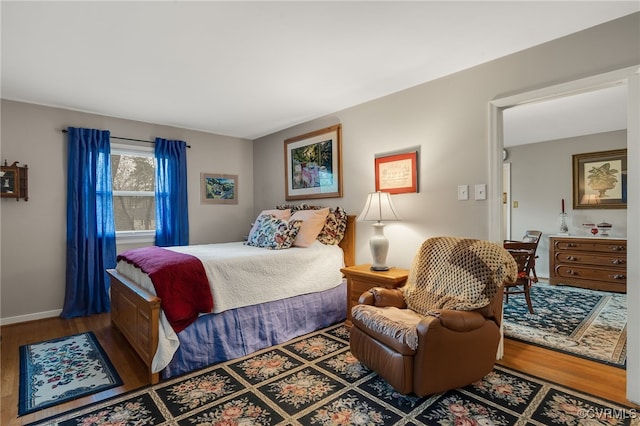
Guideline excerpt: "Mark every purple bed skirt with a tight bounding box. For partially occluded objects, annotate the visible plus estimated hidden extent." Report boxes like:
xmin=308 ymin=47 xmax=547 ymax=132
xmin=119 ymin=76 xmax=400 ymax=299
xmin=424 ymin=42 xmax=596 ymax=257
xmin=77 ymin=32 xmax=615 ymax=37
xmin=162 ymin=280 xmax=347 ymax=379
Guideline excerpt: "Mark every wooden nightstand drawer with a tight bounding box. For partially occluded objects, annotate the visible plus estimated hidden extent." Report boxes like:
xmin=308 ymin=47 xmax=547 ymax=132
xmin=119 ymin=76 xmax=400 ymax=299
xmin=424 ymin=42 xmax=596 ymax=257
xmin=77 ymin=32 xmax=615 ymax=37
xmin=341 ymin=264 xmax=409 ymax=327
xmin=350 ymin=278 xmax=373 ymax=304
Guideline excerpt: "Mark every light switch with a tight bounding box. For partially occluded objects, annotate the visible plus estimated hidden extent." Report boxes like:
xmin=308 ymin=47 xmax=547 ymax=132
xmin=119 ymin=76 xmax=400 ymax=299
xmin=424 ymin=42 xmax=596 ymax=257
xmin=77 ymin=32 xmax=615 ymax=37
xmin=474 ymin=184 xmax=487 ymax=200
xmin=457 ymin=185 xmax=469 ymax=200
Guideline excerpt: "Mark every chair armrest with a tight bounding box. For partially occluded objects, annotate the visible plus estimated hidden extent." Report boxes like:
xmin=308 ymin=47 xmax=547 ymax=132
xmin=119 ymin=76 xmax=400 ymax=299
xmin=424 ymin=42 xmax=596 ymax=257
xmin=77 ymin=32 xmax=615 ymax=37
xmin=358 ymin=287 xmax=407 ymax=308
xmin=357 ymin=290 xmax=375 ymax=305
xmin=418 ymin=309 xmax=487 ymax=333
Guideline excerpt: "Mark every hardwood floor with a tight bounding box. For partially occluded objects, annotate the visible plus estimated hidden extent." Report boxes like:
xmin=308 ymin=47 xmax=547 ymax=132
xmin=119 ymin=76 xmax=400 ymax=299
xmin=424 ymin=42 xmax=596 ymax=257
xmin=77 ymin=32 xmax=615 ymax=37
xmin=1 ymin=314 xmax=637 ymax=426
xmin=1 ymin=314 xmax=147 ymax=426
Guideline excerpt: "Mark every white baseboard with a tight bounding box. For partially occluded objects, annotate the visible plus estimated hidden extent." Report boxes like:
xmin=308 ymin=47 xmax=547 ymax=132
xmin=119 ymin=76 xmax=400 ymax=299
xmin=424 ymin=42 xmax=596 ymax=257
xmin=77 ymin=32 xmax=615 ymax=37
xmin=1 ymin=309 xmax=62 ymax=326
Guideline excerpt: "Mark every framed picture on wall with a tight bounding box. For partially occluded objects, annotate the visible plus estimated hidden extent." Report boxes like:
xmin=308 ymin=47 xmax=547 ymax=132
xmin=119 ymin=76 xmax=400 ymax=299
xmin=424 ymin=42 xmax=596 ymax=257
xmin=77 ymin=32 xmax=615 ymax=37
xmin=201 ymin=173 xmax=238 ymax=204
xmin=572 ymin=149 xmax=626 ymax=209
xmin=284 ymin=124 xmax=342 ymax=200
xmin=375 ymin=150 xmax=418 ymax=194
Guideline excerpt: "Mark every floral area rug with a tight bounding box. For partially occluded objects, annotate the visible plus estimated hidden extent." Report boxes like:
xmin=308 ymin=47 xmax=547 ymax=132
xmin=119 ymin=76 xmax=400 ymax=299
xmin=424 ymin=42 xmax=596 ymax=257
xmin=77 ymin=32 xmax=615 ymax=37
xmin=27 ymin=324 xmax=638 ymax=426
xmin=19 ymin=332 xmax=123 ymax=416
xmin=503 ymin=282 xmax=627 ymax=368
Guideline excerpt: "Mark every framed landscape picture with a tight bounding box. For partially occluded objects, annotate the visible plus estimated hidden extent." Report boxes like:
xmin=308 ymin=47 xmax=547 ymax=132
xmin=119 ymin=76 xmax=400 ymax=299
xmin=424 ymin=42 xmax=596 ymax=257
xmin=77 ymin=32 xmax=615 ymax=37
xmin=284 ymin=124 xmax=342 ymax=200
xmin=572 ymin=149 xmax=626 ymax=209
xmin=201 ymin=173 xmax=238 ymax=204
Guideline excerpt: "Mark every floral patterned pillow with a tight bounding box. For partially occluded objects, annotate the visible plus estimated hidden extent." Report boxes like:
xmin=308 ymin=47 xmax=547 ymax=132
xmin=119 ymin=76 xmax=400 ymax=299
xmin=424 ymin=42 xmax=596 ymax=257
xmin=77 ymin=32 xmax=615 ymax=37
xmin=318 ymin=206 xmax=348 ymax=245
xmin=245 ymin=214 xmax=302 ymax=250
xmin=274 ymin=204 xmax=348 ymax=245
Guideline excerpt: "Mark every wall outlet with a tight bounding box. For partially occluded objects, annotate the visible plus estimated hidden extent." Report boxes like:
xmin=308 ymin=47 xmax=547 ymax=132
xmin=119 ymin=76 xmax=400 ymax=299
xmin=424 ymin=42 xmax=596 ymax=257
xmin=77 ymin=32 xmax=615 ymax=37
xmin=474 ymin=184 xmax=487 ymax=200
xmin=457 ymin=185 xmax=469 ymax=200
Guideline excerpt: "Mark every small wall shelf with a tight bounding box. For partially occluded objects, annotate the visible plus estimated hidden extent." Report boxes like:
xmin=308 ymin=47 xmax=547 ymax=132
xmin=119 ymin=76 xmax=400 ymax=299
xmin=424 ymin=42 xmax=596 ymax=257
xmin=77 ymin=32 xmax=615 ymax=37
xmin=1 ymin=160 xmax=28 ymax=201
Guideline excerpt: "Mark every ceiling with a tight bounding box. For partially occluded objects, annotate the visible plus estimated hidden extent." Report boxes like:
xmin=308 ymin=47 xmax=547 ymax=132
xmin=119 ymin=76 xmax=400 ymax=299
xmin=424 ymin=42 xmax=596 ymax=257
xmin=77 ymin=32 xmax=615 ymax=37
xmin=2 ymin=1 xmax=638 ymax=140
xmin=503 ymin=84 xmax=628 ymax=147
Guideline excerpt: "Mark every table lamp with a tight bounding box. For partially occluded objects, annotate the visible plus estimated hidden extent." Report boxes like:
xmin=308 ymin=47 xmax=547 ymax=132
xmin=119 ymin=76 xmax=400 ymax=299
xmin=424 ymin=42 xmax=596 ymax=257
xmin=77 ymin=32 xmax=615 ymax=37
xmin=357 ymin=191 xmax=401 ymax=271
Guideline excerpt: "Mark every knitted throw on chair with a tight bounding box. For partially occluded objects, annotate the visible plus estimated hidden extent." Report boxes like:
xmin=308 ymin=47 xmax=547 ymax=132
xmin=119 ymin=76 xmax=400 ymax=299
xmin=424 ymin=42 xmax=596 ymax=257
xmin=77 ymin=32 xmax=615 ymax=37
xmin=403 ymin=237 xmax=517 ymax=315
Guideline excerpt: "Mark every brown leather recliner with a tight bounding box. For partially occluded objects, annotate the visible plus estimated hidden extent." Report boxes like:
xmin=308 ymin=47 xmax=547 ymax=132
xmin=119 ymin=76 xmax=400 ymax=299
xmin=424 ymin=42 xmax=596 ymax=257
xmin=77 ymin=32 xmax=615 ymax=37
xmin=350 ymin=237 xmax=517 ymax=397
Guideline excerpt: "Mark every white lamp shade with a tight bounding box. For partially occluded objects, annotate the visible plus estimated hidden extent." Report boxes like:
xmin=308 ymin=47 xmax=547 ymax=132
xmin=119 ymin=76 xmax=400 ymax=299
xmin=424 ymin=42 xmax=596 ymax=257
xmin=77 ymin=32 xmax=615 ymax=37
xmin=357 ymin=191 xmax=401 ymax=222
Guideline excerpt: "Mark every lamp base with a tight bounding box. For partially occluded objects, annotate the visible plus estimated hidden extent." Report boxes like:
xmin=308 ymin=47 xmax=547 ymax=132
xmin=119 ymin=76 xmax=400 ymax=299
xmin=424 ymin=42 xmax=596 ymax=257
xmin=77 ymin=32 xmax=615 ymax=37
xmin=369 ymin=222 xmax=390 ymax=271
xmin=370 ymin=265 xmax=390 ymax=271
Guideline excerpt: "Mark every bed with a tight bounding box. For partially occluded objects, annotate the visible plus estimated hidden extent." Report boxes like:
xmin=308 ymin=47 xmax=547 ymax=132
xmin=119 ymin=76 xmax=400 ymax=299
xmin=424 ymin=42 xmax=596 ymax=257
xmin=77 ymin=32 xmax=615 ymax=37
xmin=108 ymin=209 xmax=355 ymax=384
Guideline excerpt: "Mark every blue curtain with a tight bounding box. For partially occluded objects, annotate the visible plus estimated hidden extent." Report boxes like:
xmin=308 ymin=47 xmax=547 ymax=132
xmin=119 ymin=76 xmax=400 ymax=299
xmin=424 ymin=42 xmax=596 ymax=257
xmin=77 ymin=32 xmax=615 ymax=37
xmin=155 ymin=138 xmax=189 ymax=246
xmin=62 ymin=127 xmax=116 ymax=318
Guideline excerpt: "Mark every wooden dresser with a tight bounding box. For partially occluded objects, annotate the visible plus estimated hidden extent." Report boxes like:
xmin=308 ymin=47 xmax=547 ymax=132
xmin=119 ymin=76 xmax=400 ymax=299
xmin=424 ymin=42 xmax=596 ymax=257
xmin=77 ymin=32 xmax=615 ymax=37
xmin=548 ymin=236 xmax=627 ymax=293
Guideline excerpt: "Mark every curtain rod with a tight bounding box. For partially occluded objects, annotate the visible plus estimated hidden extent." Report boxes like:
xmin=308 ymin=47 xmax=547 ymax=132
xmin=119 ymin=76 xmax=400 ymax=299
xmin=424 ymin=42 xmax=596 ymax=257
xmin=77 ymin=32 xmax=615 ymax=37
xmin=60 ymin=129 xmax=191 ymax=148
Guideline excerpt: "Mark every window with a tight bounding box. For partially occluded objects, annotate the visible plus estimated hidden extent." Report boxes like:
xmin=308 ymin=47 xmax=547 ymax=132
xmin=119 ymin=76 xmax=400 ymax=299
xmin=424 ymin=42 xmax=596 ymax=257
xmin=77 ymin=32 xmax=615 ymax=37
xmin=110 ymin=143 xmax=155 ymax=241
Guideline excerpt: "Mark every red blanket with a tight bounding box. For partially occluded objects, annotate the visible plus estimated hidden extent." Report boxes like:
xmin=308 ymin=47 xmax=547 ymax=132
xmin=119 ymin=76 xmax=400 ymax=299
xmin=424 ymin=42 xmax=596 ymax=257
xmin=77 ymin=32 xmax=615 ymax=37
xmin=117 ymin=246 xmax=213 ymax=333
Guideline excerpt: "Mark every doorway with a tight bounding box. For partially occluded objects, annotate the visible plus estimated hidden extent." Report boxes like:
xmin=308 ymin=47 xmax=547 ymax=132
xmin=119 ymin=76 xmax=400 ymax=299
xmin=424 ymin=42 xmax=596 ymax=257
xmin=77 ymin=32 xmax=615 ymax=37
xmin=501 ymin=84 xmax=627 ymax=278
xmin=488 ymin=66 xmax=640 ymax=404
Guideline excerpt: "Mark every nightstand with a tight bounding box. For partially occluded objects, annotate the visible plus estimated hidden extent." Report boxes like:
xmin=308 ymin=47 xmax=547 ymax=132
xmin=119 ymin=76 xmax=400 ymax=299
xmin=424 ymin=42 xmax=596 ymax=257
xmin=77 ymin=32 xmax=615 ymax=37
xmin=341 ymin=264 xmax=409 ymax=327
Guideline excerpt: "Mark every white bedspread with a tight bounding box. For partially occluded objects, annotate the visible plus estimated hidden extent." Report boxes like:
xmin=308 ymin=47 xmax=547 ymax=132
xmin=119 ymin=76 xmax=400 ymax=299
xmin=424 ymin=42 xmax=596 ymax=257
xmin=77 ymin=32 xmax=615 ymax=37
xmin=115 ymin=240 xmax=345 ymax=372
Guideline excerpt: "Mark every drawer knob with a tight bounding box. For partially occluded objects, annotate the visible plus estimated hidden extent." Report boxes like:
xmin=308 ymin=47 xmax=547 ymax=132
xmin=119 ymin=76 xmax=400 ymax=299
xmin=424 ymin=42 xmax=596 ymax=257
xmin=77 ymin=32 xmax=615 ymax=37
xmin=566 ymin=256 xmax=577 ymax=261
xmin=611 ymin=259 xmax=625 ymax=265
xmin=566 ymin=269 xmax=578 ymax=276
xmin=610 ymin=246 xmax=625 ymax=252
xmin=610 ymin=274 xmax=626 ymax=280
xmin=567 ymin=243 xmax=578 ymax=247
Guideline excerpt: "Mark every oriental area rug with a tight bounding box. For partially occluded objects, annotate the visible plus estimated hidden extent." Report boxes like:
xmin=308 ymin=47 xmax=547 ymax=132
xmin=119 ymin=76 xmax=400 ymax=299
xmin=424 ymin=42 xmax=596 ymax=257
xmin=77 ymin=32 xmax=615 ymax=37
xmin=27 ymin=324 xmax=639 ymax=426
xmin=503 ymin=282 xmax=627 ymax=368
xmin=19 ymin=332 xmax=123 ymax=416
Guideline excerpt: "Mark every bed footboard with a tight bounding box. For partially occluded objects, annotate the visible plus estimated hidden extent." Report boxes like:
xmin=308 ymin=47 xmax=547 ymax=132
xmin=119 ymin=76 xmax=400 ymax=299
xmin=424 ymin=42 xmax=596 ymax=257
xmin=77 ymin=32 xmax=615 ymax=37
xmin=108 ymin=269 xmax=161 ymax=384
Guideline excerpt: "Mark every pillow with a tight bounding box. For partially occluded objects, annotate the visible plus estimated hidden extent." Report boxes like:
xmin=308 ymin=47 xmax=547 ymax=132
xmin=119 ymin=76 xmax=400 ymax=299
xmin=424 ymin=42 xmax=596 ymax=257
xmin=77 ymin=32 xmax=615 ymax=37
xmin=276 ymin=204 xmax=348 ymax=245
xmin=245 ymin=214 xmax=302 ymax=250
xmin=290 ymin=207 xmax=330 ymax=247
xmin=247 ymin=209 xmax=291 ymax=241
xmin=317 ymin=206 xmax=348 ymax=245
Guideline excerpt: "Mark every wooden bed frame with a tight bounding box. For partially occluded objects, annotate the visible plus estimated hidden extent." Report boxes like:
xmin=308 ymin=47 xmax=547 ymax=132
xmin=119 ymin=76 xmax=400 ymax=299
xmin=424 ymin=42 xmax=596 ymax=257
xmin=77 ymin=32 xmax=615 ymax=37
xmin=108 ymin=215 xmax=356 ymax=384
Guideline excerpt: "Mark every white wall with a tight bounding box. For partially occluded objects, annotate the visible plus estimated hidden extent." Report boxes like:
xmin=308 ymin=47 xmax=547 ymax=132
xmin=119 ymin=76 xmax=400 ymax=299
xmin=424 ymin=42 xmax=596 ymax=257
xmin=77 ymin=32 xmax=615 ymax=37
xmin=508 ymin=130 xmax=628 ymax=278
xmin=0 ymin=100 xmax=253 ymax=322
xmin=253 ymin=14 xmax=640 ymax=270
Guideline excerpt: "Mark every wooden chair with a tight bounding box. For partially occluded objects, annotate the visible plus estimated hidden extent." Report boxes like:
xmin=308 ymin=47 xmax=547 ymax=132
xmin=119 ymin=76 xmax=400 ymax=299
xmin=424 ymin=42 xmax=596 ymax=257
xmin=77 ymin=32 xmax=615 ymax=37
xmin=522 ymin=230 xmax=542 ymax=282
xmin=503 ymin=241 xmax=537 ymax=314
xmin=505 ymin=230 xmax=542 ymax=283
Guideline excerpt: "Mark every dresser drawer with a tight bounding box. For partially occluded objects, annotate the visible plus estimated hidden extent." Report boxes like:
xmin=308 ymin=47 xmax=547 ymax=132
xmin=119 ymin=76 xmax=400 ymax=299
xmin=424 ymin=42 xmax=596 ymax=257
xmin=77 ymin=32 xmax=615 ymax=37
xmin=554 ymin=265 xmax=626 ymax=284
xmin=554 ymin=240 xmax=626 ymax=254
xmin=553 ymin=251 xmax=626 ymax=268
